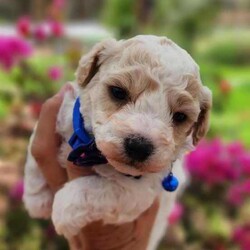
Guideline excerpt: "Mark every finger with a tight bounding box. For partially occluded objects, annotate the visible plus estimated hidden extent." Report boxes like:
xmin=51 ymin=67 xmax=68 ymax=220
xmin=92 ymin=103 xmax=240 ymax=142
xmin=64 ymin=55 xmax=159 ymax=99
xmin=66 ymin=161 xmax=97 ymax=180
xmin=68 ymin=235 xmax=82 ymax=250
xmin=31 ymin=83 xmax=73 ymax=192
xmin=76 ymin=199 xmax=159 ymax=250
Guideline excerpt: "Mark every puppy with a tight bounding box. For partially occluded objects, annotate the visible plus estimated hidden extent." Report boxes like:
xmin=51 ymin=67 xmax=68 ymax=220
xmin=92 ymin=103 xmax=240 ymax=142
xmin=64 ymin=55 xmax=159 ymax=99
xmin=23 ymin=35 xmax=212 ymax=250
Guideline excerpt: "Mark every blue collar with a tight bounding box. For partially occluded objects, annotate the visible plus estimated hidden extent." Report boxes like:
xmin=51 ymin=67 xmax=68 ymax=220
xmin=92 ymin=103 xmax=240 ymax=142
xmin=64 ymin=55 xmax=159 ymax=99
xmin=67 ymin=98 xmax=178 ymax=191
xmin=67 ymin=97 xmax=108 ymax=167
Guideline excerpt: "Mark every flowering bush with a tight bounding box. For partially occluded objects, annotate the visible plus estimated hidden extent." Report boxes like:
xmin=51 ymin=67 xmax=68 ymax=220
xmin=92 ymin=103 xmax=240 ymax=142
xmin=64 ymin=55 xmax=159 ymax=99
xmin=0 ymin=17 xmax=67 ymax=122
xmin=33 ymin=24 xmax=49 ymax=41
xmin=49 ymin=21 xmax=64 ymax=38
xmin=9 ymin=179 xmax=24 ymax=202
xmin=165 ymin=139 xmax=250 ymax=249
xmin=227 ymin=179 xmax=250 ymax=206
xmin=16 ymin=16 xmax=64 ymax=42
xmin=48 ymin=66 xmax=63 ymax=81
xmin=185 ymin=139 xmax=249 ymax=186
xmin=233 ymin=224 xmax=250 ymax=250
xmin=185 ymin=139 xmax=250 ymax=206
xmin=168 ymin=203 xmax=184 ymax=225
xmin=16 ymin=16 xmax=31 ymax=37
xmin=0 ymin=36 xmax=32 ymax=70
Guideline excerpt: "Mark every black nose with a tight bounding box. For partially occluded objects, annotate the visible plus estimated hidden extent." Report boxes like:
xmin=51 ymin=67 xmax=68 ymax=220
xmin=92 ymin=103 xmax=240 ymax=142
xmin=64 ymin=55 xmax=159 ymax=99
xmin=124 ymin=135 xmax=154 ymax=162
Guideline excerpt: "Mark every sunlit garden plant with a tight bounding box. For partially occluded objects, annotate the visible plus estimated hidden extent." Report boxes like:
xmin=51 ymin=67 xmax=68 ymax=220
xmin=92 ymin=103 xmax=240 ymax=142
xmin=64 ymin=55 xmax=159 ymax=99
xmin=165 ymin=139 xmax=250 ymax=250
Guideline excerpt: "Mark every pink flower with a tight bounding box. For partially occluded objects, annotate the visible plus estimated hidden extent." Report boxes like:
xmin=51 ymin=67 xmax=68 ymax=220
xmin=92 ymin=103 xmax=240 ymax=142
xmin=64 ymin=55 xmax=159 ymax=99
xmin=52 ymin=0 xmax=65 ymax=9
xmin=168 ymin=203 xmax=184 ymax=224
xmin=239 ymin=154 xmax=250 ymax=176
xmin=9 ymin=179 xmax=24 ymax=202
xmin=227 ymin=184 xmax=244 ymax=206
xmin=16 ymin=16 xmax=31 ymax=37
xmin=227 ymin=180 xmax=250 ymax=206
xmin=0 ymin=36 xmax=32 ymax=70
xmin=49 ymin=21 xmax=64 ymax=37
xmin=233 ymin=224 xmax=250 ymax=250
xmin=185 ymin=139 xmax=248 ymax=186
xmin=227 ymin=141 xmax=245 ymax=156
xmin=33 ymin=25 xmax=48 ymax=41
xmin=48 ymin=66 xmax=63 ymax=81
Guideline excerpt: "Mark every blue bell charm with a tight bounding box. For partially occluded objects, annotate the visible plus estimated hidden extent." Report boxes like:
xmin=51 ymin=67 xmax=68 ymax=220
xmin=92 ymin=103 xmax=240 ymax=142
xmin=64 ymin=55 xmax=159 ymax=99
xmin=162 ymin=172 xmax=179 ymax=192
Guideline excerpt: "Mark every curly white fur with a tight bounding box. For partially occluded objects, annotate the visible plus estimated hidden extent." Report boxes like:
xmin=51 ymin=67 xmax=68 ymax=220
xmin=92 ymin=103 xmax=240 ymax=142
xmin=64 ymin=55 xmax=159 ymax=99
xmin=52 ymin=165 xmax=162 ymax=239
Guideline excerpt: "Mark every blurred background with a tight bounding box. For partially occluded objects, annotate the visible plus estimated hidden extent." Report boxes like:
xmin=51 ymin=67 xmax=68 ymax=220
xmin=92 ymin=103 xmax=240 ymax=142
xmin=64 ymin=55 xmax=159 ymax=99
xmin=0 ymin=0 xmax=250 ymax=249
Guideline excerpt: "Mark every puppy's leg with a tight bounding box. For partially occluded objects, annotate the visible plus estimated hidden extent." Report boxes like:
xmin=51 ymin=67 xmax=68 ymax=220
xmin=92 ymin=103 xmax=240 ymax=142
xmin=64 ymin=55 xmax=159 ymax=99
xmin=52 ymin=174 xmax=160 ymax=239
xmin=23 ymin=133 xmax=53 ymax=219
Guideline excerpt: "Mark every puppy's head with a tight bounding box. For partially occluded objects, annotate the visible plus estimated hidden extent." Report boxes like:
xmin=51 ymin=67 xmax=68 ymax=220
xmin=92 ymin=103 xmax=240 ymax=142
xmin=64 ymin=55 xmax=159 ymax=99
xmin=76 ymin=35 xmax=212 ymax=176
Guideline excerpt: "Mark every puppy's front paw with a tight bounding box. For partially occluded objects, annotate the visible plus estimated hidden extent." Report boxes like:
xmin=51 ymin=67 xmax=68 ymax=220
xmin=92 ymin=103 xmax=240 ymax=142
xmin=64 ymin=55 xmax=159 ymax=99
xmin=23 ymin=187 xmax=53 ymax=219
xmin=52 ymin=178 xmax=95 ymax=239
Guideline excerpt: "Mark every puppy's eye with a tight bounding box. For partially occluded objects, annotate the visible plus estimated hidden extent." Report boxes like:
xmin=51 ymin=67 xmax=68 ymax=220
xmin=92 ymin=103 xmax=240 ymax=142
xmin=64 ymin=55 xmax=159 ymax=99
xmin=173 ymin=112 xmax=187 ymax=124
xmin=109 ymin=86 xmax=128 ymax=101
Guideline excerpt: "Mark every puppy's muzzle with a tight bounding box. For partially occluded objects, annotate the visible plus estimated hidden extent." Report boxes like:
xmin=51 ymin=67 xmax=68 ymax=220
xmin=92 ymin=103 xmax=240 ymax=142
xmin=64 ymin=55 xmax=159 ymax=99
xmin=124 ymin=134 xmax=154 ymax=162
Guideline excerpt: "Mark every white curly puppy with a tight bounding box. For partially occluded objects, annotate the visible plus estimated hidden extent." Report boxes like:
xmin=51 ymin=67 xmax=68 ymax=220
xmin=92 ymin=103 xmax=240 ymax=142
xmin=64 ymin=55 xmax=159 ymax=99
xmin=23 ymin=35 xmax=212 ymax=249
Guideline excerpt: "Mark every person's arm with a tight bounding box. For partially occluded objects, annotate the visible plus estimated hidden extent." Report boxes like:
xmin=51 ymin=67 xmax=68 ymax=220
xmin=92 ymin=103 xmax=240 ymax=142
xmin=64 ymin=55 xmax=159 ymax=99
xmin=31 ymin=84 xmax=70 ymax=193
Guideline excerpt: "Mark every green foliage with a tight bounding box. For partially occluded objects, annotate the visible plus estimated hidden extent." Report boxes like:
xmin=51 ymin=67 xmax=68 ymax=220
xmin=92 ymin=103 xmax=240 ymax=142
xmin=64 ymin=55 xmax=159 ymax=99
xmin=0 ymin=54 xmax=71 ymax=120
xmin=102 ymin=0 xmax=222 ymax=51
xmin=216 ymin=83 xmax=250 ymax=146
xmin=102 ymin=0 xmax=137 ymax=38
xmin=153 ymin=0 xmax=220 ymax=34
xmin=200 ymin=63 xmax=250 ymax=146
xmin=196 ymin=30 xmax=250 ymax=65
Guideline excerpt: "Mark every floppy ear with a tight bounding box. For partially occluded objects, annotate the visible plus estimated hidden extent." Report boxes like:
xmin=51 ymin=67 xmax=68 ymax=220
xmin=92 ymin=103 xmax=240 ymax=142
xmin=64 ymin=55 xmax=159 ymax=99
xmin=75 ymin=39 xmax=117 ymax=87
xmin=192 ymin=86 xmax=212 ymax=145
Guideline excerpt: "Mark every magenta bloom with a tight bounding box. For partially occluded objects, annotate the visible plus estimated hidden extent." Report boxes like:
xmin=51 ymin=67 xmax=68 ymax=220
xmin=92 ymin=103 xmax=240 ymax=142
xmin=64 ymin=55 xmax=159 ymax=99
xmin=16 ymin=16 xmax=31 ymax=37
xmin=33 ymin=25 xmax=48 ymax=41
xmin=185 ymin=139 xmax=247 ymax=186
xmin=0 ymin=36 xmax=32 ymax=70
xmin=233 ymin=224 xmax=250 ymax=250
xmin=49 ymin=21 xmax=64 ymax=37
xmin=228 ymin=179 xmax=250 ymax=205
xmin=48 ymin=66 xmax=63 ymax=81
xmin=168 ymin=203 xmax=184 ymax=224
xmin=227 ymin=141 xmax=245 ymax=157
xmin=9 ymin=179 xmax=24 ymax=202
xmin=227 ymin=183 xmax=244 ymax=206
xmin=52 ymin=0 xmax=65 ymax=9
xmin=240 ymin=154 xmax=250 ymax=176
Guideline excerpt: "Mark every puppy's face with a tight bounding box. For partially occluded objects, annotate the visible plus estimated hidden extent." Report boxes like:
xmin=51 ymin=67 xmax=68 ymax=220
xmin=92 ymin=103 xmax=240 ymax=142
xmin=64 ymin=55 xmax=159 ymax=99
xmin=76 ymin=36 xmax=212 ymax=176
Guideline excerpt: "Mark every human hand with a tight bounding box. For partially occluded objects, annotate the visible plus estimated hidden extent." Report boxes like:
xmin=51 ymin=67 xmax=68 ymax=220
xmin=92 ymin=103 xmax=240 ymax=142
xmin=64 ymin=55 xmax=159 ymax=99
xmin=31 ymin=84 xmax=96 ymax=193
xmin=30 ymin=84 xmax=70 ymax=193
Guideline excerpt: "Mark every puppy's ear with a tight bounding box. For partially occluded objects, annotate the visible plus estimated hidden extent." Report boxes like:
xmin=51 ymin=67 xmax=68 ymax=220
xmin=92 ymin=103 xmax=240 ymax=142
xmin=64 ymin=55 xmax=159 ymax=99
xmin=76 ymin=39 xmax=117 ymax=87
xmin=192 ymin=86 xmax=212 ymax=145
